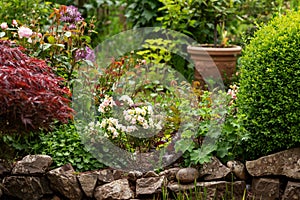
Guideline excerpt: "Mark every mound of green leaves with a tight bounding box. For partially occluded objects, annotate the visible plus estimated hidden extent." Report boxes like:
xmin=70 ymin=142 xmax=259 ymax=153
xmin=34 ymin=124 xmax=105 ymax=171
xmin=238 ymin=11 xmax=300 ymax=159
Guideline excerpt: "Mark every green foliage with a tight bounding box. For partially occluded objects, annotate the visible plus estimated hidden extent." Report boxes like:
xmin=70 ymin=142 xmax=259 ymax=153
xmin=157 ymin=0 xmax=239 ymax=46
xmin=157 ymin=0 xmax=298 ymax=47
xmin=175 ymin=88 xmax=248 ymax=166
xmin=82 ymin=0 xmax=126 ymax=45
xmin=123 ymin=0 xmax=164 ymax=28
xmin=238 ymin=10 xmax=300 ymax=159
xmin=235 ymin=0 xmax=290 ymax=45
xmin=0 ymin=0 xmax=55 ymax=25
xmin=33 ymin=123 xmax=105 ymax=171
xmin=0 ymin=131 xmax=39 ymax=161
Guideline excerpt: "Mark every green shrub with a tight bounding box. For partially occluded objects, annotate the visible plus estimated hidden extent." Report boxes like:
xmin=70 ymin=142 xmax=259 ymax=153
xmin=33 ymin=123 xmax=105 ymax=171
xmin=0 ymin=0 xmax=55 ymax=26
xmin=238 ymin=10 xmax=300 ymax=159
xmin=123 ymin=0 xmax=164 ymax=28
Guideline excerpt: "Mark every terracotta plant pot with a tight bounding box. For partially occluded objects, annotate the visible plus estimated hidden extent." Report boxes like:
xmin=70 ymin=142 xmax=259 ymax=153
xmin=187 ymin=45 xmax=242 ymax=85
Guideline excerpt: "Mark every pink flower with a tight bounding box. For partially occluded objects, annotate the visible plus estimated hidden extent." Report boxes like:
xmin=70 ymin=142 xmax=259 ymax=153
xmin=34 ymin=32 xmax=42 ymax=38
xmin=227 ymin=89 xmax=237 ymax=100
xmin=12 ymin=20 xmax=18 ymax=27
xmin=0 ymin=22 xmax=8 ymax=30
xmin=18 ymin=26 xmax=33 ymax=38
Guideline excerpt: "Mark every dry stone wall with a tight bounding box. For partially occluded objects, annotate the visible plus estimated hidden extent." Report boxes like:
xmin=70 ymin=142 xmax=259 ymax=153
xmin=0 ymin=148 xmax=300 ymax=200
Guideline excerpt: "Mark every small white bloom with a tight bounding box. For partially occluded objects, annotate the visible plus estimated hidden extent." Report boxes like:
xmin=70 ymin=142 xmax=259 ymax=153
xmin=119 ymin=95 xmax=134 ymax=105
xmin=137 ymin=115 xmax=145 ymax=123
xmin=131 ymin=118 xmax=136 ymax=124
xmin=126 ymin=125 xmax=137 ymax=133
xmin=100 ymin=119 xmax=107 ymax=128
xmin=112 ymin=130 xmax=119 ymax=138
xmin=12 ymin=20 xmax=18 ymax=27
xmin=147 ymin=105 xmax=154 ymax=115
xmin=155 ymin=121 xmax=163 ymax=130
xmin=143 ymin=122 xmax=149 ymax=129
xmin=0 ymin=22 xmax=8 ymax=30
xmin=148 ymin=118 xmax=154 ymax=127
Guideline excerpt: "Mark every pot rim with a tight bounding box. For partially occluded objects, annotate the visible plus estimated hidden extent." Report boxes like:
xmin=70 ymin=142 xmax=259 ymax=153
xmin=187 ymin=44 xmax=242 ymax=54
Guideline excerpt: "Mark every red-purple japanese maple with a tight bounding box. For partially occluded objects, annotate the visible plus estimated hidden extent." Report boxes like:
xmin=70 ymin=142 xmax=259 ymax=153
xmin=0 ymin=40 xmax=73 ymax=134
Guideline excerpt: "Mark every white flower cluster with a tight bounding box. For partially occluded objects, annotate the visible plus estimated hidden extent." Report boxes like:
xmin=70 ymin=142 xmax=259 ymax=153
xmin=87 ymin=95 xmax=163 ymax=139
xmin=100 ymin=117 xmax=138 ymax=138
xmin=123 ymin=105 xmax=154 ymax=129
xmin=98 ymin=95 xmax=116 ymax=113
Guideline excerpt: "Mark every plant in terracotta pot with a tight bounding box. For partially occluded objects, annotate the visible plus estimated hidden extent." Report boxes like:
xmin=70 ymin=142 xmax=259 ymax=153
xmin=158 ymin=0 xmax=242 ymax=85
xmin=188 ymin=0 xmax=242 ymax=86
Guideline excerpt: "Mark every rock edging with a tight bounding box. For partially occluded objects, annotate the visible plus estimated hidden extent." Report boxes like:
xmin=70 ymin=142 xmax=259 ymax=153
xmin=0 ymin=148 xmax=300 ymax=199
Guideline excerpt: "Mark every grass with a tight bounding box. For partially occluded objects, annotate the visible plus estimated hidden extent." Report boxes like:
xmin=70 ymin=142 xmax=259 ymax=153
xmin=153 ymin=180 xmax=253 ymax=200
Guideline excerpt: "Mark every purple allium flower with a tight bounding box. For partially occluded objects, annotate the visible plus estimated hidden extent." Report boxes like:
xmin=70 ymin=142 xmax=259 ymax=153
xmin=61 ymin=5 xmax=83 ymax=24
xmin=75 ymin=46 xmax=95 ymax=62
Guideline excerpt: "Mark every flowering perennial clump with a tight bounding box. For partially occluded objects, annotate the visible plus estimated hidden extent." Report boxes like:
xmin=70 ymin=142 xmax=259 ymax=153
xmin=87 ymin=95 xmax=163 ymax=142
xmin=60 ymin=5 xmax=83 ymax=24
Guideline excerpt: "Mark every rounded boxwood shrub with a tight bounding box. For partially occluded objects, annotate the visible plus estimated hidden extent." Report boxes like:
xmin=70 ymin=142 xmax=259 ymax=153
xmin=238 ymin=11 xmax=300 ymax=159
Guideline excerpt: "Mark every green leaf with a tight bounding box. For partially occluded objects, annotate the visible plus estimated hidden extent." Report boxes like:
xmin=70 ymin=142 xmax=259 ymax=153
xmin=64 ymin=31 xmax=72 ymax=38
xmin=150 ymin=93 xmax=158 ymax=97
xmin=53 ymin=44 xmax=65 ymax=48
xmin=142 ymin=9 xmax=156 ymax=21
xmin=81 ymin=35 xmax=91 ymax=43
xmin=47 ymin=36 xmax=56 ymax=44
xmin=40 ymin=43 xmax=52 ymax=50
xmin=174 ymin=139 xmax=194 ymax=153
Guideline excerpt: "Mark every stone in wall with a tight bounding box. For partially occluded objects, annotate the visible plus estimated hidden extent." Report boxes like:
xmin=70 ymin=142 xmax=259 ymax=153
xmin=78 ymin=171 xmax=98 ymax=198
xmin=112 ymin=169 xmax=127 ymax=180
xmin=2 ymin=176 xmax=52 ymax=200
xmin=0 ymin=160 xmax=11 ymax=175
xmin=227 ymin=160 xmax=247 ymax=180
xmin=176 ymin=167 xmax=199 ymax=183
xmin=143 ymin=171 xmax=159 ymax=178
xmin=97 ymin=168 xmax=114 ymax=183
xmin=128 ymin=170 xmax=143 ymax=182
xmin=94 ymin=179 xmax=134 ymax=200
xmin=282 ymin=181 xmax=300 ymax=200
xmin=47 ymin=163 xmax=83 ymax=200
xmin=251 ymin=178 xmax=280 ymax=200
xmin=159 ymin=167 xmax=180 ymax=181
xmin=136 ymin=176 xmax=166 ymax=196
xmin=199 ymin=157 xmax=231 ymax=180
xmin=12 ymin=155 xmax=52 ymax=175
xmin=246 ymin=147 xmax=300 ymax=179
